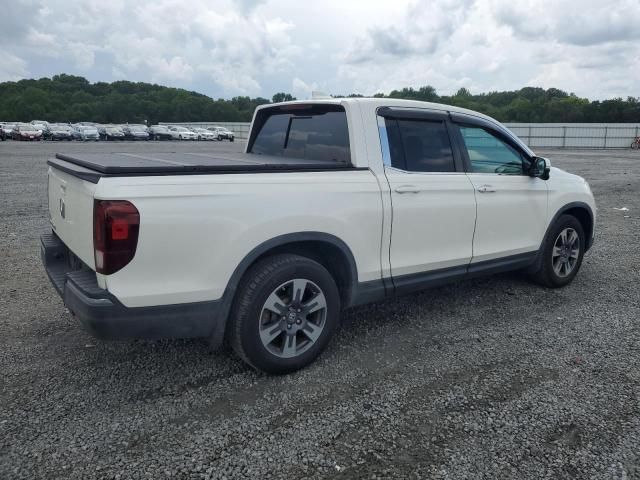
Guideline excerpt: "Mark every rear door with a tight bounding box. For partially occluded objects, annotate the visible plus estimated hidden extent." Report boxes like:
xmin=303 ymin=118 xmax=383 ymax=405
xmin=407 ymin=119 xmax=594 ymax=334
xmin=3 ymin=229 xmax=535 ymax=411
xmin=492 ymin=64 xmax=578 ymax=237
xmin=48 ymin=165 xmax=97 ymax=268
xmin=450 ymin=114 xmax=548 ymax=263
xmin=378 ymin=108 xmax=477 ymax=292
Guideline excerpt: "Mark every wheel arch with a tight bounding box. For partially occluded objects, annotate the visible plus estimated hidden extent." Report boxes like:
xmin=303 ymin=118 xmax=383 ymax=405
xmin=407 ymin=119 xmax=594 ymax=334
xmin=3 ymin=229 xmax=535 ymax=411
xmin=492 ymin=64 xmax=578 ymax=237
xmin=210 ymin=232 xmax=360 ymax=347
xmin=549 ymin=202 xmax=595 ymax=252
xmin=526 ymin=201 xmax=594 ymax=276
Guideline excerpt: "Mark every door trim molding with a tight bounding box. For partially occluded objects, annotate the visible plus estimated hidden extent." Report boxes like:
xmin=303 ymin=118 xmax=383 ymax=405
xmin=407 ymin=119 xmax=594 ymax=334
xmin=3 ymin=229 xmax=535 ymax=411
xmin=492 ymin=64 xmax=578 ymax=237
xmin=351 ymin=251 xmax=538 ymax=304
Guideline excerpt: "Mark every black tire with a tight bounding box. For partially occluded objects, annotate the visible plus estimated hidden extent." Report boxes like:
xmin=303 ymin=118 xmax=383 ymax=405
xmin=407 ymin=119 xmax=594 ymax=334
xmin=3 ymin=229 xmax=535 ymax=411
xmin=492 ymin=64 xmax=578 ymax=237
xmin=230 ymin=137 xmax=234 ymax=142
xmin=228 ymin=254 xmax=341 ymax=374
xmin=529 ymin=214 xmax=585 ymax=288
xmin=632 ymin=142 xmax=640 ymax=150
xmin=217 ymin=135 xmax=223 ymax=141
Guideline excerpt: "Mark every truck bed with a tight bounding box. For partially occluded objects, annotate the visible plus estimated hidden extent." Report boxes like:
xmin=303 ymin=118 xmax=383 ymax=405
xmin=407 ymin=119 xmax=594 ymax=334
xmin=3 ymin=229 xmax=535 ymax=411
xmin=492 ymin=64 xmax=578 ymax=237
xmin=49 ymin=151 xmax=356 ymax=183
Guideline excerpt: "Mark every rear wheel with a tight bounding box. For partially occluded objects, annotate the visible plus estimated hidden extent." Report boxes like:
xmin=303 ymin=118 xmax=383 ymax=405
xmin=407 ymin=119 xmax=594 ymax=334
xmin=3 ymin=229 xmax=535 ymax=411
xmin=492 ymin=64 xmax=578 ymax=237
xmin=228 ymin=254 xmax=340 ymax=374
xmin=529 ymin=215 xmax=585 ymax=288
xmin=632 ymin=141 xmax=640 ymax=150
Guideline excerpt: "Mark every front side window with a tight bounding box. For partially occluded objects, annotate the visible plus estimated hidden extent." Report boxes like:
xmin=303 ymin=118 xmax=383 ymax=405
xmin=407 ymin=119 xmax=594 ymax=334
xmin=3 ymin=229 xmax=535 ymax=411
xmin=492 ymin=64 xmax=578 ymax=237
xmin=384 ymin=118 xmax=455 ymax=172
xmin=459 ymin=126 xmax=526 ymax=175
xmin=249 ymin=106 xmax=351 ymax=163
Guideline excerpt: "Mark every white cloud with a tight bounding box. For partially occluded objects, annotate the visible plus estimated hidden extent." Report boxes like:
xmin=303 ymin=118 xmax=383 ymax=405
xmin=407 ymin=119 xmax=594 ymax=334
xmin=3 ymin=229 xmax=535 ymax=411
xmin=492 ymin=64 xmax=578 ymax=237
xmin=149 ymin=57 xmax=195 ymax=83
xmin=0 ymin=54 xmax=29 ymax=82
xmin=338 ymin=0 xmax=640 ymax=99
xmin=291 ymin=77 xmax=320 ymax=99
xmin=2 ymin=0 xmax=639 ymax=100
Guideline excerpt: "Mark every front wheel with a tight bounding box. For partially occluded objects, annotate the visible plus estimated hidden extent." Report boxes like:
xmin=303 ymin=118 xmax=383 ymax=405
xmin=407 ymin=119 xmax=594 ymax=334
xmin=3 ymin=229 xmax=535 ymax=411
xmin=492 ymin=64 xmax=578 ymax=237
xmin=632 ymin=141 xmax=640 ymax=150
xmin=228 ymin=254 xmax=341 ymax=374
xmin=529 ymin=215 xmax=585 ymax=288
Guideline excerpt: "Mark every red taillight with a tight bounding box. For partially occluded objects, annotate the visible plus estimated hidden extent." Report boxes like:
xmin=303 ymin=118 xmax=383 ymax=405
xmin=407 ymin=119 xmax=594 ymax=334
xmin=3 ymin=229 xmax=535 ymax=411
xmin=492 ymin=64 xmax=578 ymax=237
xmin=93 ymin=200 xmax=140 ymax=275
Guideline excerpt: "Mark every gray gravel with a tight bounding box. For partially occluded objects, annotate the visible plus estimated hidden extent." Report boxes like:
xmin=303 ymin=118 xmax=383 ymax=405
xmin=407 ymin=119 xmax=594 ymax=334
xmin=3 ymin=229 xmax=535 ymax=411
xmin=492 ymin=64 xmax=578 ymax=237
xmin=1 ymin=141 xmax=639 ymax=479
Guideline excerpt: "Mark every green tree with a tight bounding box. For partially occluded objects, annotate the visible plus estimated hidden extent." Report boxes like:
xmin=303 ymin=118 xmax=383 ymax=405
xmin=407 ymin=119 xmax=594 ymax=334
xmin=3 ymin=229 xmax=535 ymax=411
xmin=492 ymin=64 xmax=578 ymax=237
xmin=272 ymin=92 xmax=296 ymax=103
xmin=1 ymin=75 xmax=638 ymax=124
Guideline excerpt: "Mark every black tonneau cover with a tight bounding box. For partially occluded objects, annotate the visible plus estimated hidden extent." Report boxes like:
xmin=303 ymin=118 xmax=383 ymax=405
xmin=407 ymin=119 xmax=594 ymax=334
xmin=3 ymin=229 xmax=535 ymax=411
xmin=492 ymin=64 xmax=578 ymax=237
xmin=49 ymin=151 xmax=355 ymax=183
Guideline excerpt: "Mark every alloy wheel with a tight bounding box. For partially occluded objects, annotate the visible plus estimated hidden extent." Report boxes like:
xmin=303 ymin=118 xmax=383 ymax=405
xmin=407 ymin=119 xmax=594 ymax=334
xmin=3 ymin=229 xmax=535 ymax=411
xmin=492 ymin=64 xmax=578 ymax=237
xmin=552 ymin=227 xmax=580 ymax=277
xmin=258 ymin=278 xmax=327 ymax=359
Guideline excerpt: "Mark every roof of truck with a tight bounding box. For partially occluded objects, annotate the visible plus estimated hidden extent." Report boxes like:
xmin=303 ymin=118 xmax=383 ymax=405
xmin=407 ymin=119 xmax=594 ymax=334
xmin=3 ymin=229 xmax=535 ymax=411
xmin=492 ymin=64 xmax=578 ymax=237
xmin=258 ymin=98 xmax=534 ymax=156
xmin=259 ymin=97 xmax=494 ymax=121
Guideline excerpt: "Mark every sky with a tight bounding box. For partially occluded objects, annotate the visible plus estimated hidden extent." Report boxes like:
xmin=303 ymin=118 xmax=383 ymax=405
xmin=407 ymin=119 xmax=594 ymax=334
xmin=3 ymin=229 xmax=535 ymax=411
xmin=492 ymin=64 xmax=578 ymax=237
xmin=2 ymin=0 xmax=639 ymax=100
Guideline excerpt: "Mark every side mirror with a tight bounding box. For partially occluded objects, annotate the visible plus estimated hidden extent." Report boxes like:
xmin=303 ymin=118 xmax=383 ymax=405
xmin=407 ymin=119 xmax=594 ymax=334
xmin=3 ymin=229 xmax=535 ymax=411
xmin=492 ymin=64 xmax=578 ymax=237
xmin=530 ymin=156 xmax=551 ymax=180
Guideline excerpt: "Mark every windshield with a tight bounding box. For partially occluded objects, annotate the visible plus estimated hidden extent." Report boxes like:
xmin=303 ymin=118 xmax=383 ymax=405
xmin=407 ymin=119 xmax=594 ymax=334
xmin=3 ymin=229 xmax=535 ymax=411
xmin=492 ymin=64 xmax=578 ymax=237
xmin=152 ymin=126 xmax=168 ymax=132
xmin=130 ymin=126 xmax=146 ymax=132
xmin=106 ymin=127 xmax=122 ymax=133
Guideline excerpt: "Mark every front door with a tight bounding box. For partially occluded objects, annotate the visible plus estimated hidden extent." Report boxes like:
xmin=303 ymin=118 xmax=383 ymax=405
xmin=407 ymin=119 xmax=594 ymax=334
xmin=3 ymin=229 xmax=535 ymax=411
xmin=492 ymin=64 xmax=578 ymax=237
xmin=454 ymin=124 xmax=548 ymax=263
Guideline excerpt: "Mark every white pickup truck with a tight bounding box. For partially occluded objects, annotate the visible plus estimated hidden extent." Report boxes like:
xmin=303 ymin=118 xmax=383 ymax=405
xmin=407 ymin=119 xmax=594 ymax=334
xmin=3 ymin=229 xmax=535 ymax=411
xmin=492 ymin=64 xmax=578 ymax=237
xmin=42 ymin=99 xmax=596 ymax=373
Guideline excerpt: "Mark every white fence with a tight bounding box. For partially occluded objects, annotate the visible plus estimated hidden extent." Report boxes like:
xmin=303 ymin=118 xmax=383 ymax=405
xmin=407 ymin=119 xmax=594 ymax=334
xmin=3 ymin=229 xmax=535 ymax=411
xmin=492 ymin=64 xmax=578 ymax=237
xmin=505 ymin=123 xmax=640 ymax=148
xmin=166 ymin=121 xmax=640 ymax=147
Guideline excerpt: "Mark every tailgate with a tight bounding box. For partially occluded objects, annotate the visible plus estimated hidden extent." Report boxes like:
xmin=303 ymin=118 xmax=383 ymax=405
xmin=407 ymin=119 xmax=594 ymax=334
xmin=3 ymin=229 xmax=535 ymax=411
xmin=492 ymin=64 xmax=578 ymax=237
xmin=48 ymin=165 xmax=97 ymax=269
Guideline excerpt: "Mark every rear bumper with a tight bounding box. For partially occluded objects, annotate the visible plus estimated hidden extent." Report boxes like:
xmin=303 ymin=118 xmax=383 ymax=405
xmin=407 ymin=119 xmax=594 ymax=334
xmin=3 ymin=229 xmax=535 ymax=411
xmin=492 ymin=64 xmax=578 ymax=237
xmin=41 ymin=232 xmax=226 ymax=342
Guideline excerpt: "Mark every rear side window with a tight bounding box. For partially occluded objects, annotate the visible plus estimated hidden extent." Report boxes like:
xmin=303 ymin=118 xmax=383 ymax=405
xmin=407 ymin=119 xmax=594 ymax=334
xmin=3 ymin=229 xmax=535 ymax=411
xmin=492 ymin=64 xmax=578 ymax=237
xmin=249 ymin=106 xmax=351 ymax=164
xmin=385 ymin=119 xmax=455 ymax=172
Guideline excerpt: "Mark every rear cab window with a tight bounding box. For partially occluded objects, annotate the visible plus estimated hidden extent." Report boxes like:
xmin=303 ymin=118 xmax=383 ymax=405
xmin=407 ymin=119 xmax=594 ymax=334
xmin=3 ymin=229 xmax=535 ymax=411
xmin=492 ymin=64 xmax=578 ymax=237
xmin=248 ymin=104 xmax=351 ymax=165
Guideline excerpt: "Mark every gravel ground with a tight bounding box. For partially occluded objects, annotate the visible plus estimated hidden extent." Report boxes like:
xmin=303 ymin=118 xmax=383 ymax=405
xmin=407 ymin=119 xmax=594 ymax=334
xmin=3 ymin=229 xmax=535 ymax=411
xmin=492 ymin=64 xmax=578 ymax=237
xmin=1 ymin=141 xmax=639 ymax=479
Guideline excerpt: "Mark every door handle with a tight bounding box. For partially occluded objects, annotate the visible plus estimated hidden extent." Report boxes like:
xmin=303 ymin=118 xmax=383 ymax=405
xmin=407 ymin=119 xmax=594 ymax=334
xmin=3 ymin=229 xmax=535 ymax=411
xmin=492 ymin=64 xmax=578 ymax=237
xmin=395 ymin=185 xmax=420 ymax=194
xmin=477 ymin=185 xmax=496 ymax=193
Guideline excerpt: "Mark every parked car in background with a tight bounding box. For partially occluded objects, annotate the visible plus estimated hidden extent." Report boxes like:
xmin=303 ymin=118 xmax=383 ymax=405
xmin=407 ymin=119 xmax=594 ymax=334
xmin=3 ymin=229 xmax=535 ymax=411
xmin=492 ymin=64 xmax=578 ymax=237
xmin=168 ymin=126 xmax=197 ymax=140
xmin=122 ymin=125 xmax=150 ymax=141
xmin=192 ymin=128 xmax=217 ymax=141
xmin=72 ymin=125 xmax=100 ymax=141
xmin=31 ymin=122 xmax=48 ymax=133
xmin=2 ymin=123 xmax=17 ymax=139
xmin=208 ymin=126 xmax=235 ymax=141
xmin=12 ymin=123 xmax=43 ymax=141
xmin=148 ymin=125 xmax=176 ymax=140
xmin=100 ymin=125 xmax=126 ymax=141
xmin=44 ymin=125 xmax=73 ymax=141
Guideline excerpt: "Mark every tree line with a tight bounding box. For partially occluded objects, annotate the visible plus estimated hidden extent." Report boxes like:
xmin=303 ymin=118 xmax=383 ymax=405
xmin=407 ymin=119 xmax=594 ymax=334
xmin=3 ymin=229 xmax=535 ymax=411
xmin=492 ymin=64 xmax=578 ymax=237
xmin=0 ymin=74 xmax=638 ymax=124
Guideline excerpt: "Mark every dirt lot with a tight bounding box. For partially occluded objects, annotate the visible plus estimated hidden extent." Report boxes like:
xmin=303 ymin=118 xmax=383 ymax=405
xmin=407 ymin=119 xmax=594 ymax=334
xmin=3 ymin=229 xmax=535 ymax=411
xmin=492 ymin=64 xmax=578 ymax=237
xmin=1 ymin=141 xmax=639 ymax=479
